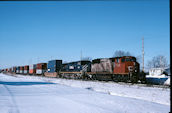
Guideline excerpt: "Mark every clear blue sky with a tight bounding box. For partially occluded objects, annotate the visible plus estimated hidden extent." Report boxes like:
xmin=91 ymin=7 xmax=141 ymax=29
xmin=0 ymin=0 xmax=170 ymax=69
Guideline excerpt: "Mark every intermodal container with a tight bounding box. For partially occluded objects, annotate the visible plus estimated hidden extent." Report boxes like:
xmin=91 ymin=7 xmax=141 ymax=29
xmin=12 ymin=67 xmax=16 ymax=73
xmin=20 ymin=66 xmax=24 ymax=74
xmin=47 ymin=60 xmax=62 ymax=73
xmin=16 ymin=66 xmax=20 ymax=73
xmin=36 ymin=63 xmax=47 ymax=75
xmin=29 ymin=64 xmax=36 ymax=74
xmin=9 ymin=68 xmax=12 ymax=72
xmin=24 ymin=65 xmax=29 ymax=74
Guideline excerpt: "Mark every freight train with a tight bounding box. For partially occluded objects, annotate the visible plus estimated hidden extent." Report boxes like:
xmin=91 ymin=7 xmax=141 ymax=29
xmin=1 ymin=56 xmax=145 ymax=83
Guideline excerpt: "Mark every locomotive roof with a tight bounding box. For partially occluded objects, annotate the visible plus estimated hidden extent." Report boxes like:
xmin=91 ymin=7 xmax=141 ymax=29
xmin=36 ymin=63 xmax=47 ymax=65
xmin=62 ymin=60 xmax=91 ymax=65
xmin=93 ymin=56 xmax=136 ymax=60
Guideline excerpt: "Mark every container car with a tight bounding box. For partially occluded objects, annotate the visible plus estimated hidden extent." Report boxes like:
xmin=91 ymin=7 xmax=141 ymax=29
xmin=29 ymin=64 xmax=36 ymax=75
xmin=20 ymin=66 xmax=24 ymax=74
xmin=12 ymin=67 xmax=17 ymax=73
xmin=16 ymin=66 xmax=20 ymax=74
xmin=36 ymin=63 xmax=47 ymax=75
xmin=44 ymin=60 xmax=62 ymax=77
xmin=24 ymin=65 xmax=29 ymax=74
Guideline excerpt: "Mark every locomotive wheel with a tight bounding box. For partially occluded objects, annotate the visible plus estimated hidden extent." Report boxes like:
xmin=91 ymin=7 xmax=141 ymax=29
xmin=112 ymin=75 xmax=118 ymax=82
xmin=131 ymin=76 xmax=138 ymax=83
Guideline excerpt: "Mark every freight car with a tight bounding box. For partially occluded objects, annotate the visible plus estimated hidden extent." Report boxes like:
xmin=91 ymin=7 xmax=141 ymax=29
xmin=24 ymin=65 xmax=29 ymax=74
xmin=44 ymin=60 xmax=62 ymax=77
xmin=0 ymin=69 xmax=2 ymax=73
xmin=16 ymin=66 xmax=20 ymax=74
xmin=12 ymin=67 xmax=16 ymax=73
xmin=20 ymin=66 xmax=24 ymax=74
xmin=36 ymin=63 xmax=47 ymax=75
xmin=29 ymin=64 xmax=36 ymax=75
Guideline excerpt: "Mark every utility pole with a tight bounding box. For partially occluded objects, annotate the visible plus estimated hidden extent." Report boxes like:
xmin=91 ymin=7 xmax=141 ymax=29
xmin=80 ymin=50 xmax=82 ymax=61
xmin=160 ymin=56 xmax=163 ymax=69
xmin=142 ymin=37 xmax=144 ymax=72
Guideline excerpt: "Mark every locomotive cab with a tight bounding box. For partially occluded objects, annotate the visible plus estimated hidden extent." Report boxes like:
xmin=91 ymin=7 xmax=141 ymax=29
xmin=112 ymin=56 xmax=139 ymax=83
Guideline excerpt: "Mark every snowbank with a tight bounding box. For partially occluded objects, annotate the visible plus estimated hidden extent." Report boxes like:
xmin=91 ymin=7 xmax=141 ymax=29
xmin=164 ymin=77 xmax=170 ymax=85
xmin=13 ymin=74 xmax=170 ymax=106
xmin=0 ymin=73 xmax=170 ymax=113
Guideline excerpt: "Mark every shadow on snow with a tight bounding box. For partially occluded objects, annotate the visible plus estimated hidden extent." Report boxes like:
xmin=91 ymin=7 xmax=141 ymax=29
xmin=0 ymin=81 xmax=55 ymax=86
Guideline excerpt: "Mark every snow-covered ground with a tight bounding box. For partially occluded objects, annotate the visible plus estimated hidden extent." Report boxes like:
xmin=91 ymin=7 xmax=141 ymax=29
xmin=0 ymin=73 xmax=170 ymax=113
xmin=14 ymin=73 xmax=170 ymax=105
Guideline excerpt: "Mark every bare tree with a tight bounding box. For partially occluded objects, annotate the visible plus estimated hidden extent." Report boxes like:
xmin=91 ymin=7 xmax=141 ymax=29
xmin=146 ymin=55 xmax=168 ymax=69
xmin=113 ymin=50 xmax=131 ymax=57
xmin=136 ymin=55 xmax=142 ymax=64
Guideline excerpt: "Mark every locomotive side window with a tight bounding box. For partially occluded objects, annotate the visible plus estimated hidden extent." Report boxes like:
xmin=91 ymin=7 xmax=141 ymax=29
xmin=123 ymin=58 xmax=136 ymax=62
xmin=126 ymin=58 xmax=130 ymax=61
xmin=121 ymin=58 xmax=125 ymax=62
xmin=116 ymin=58 xmax=119 ymax=63
xmin=131 ymin=58 xmax=136 ymax=62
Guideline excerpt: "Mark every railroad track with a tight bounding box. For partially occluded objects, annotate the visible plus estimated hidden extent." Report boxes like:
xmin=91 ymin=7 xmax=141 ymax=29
xmin=3 ymin=72 xmax=170 ymax=89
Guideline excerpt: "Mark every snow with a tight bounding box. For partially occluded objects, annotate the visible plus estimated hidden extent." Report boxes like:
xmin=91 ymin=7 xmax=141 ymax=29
xmin=14 ymin=74 xmax=170 ymax=105
xmin=146 ymin=74 xmax=169 ymax=78
xmin=164 ymin=77 xmax=170 ymax=86
xmin=0 ymin=73 xmax=170 ymax=113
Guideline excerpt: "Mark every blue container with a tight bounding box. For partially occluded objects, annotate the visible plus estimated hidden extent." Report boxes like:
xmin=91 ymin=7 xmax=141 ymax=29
xmin=33 ymin=64 xmax=37 ymax=69
xmin=47 ymin=60 xmax=62 ymax=73
xmin=16 ymin=66 xmax=20 ymax=73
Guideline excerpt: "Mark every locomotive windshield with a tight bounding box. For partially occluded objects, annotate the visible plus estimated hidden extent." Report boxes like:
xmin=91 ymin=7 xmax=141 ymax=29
xmin=122 ymin=58 xmax=136 ymax=62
